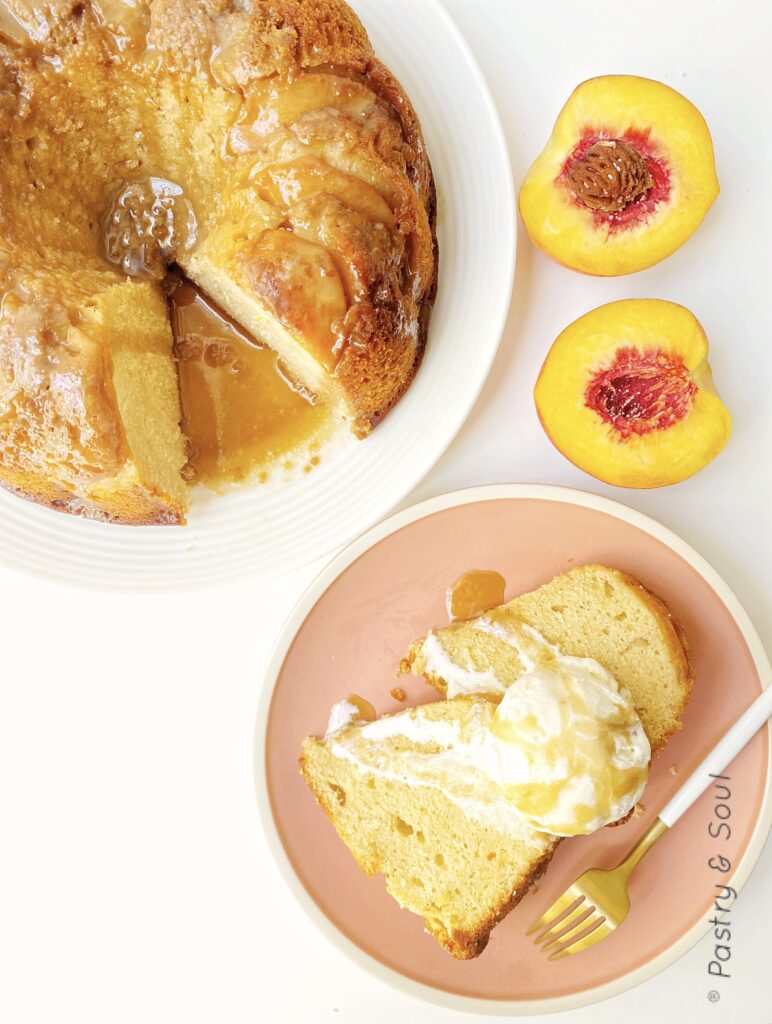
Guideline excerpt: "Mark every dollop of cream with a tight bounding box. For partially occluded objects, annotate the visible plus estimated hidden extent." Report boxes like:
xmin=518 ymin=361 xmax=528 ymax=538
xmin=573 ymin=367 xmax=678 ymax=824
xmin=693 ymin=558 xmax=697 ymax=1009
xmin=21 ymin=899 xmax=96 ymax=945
xmin=490 ymin=659 xmax=650 ymax=835
xmin=326 ymin=624 xmax=650 ymax=838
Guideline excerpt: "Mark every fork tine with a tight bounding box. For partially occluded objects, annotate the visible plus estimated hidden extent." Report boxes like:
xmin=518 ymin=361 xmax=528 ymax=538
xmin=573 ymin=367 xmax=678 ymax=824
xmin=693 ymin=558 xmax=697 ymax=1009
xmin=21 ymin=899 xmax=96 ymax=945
xmin=532 ymin=899 xmax=592 ymax=947
xmin=549 ymin=917 xmax=615 ymax=960
xmin=526 ymin=888 xmax=584 ymax=937
xmin=542 ymin=907 xmax=599 ymax=952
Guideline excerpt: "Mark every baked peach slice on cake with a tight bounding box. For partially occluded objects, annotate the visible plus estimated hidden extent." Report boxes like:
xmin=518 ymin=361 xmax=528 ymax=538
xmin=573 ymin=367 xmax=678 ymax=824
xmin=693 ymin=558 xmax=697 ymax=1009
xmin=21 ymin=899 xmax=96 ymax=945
xmin=519 ymin=76 xmax=719 ymax=275
xmin=534 ymin=299 xmax=732 ymax=488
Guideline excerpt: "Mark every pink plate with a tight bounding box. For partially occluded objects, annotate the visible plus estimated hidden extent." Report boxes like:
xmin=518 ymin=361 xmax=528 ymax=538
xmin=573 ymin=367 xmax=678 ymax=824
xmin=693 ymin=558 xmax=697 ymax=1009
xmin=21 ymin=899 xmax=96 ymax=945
xmin=255 ymin=485 xmax=771 ymax=1014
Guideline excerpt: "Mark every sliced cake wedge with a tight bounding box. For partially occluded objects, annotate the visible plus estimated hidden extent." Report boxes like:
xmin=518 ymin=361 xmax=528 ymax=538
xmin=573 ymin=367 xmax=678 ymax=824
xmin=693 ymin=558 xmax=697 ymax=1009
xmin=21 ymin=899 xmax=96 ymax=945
xmin=301 ymin=696 xmax=559 ymax=959
xmin=403 ymin=564 xmax=693 ymax=754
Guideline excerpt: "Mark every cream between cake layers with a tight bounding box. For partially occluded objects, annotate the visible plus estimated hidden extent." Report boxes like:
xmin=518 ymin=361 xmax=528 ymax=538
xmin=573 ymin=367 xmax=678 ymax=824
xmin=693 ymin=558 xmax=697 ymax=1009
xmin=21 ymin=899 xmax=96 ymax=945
xmin=301 ymin=565 xmax=693 ymax=958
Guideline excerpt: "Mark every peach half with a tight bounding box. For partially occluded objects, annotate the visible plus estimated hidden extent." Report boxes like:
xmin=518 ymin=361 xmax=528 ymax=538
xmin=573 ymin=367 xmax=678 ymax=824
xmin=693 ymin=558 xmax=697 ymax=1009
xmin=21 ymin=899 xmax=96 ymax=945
xmin=534 ymin=299 xmax=732 ymax=488
xmin=519 ymin=76 xmax=719 ymax=275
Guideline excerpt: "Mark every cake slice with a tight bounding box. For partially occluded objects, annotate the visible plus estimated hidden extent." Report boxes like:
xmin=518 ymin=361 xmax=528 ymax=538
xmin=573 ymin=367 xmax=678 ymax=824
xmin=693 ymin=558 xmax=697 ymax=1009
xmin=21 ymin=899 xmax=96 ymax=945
xmin=301 ymin=565 xmax=693 ymax=958
xmin=84 ymin=281 xmax=189 ymax=523
xmin=302 ymin=695 xmax=563 ymax=958
xmin=403 ymin=564 xmax=693 ymax=754
xmin=0 ymin=275 xmax=188 ymax=525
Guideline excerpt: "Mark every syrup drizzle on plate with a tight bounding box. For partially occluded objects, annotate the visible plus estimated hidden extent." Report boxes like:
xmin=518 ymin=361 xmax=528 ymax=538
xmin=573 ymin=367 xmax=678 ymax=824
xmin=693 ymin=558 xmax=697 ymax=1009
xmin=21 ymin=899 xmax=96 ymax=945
xmin=446 ymin=570 xmax=507 ymax=622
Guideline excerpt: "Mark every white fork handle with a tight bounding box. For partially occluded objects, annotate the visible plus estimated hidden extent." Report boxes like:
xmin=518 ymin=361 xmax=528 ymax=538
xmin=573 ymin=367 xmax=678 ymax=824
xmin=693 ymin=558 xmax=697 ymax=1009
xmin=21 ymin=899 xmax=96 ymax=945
xmin=660 ymin=684 xmax=772 ymax=828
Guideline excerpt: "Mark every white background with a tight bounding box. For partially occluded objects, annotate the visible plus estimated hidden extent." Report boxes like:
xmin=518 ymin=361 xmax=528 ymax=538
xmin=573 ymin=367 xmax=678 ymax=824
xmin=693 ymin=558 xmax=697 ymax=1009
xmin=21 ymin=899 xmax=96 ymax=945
xmin=1 ymin=0 xmax=771 ymax=1022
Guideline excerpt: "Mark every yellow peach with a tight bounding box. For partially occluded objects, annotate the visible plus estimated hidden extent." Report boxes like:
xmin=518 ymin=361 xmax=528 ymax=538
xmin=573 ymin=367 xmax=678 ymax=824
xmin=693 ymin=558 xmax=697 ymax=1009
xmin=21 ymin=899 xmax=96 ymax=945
xmin=534 ymin=299 xmax=732 ymax=487
xmin=519 ymin=76 xmax=719 ymax=276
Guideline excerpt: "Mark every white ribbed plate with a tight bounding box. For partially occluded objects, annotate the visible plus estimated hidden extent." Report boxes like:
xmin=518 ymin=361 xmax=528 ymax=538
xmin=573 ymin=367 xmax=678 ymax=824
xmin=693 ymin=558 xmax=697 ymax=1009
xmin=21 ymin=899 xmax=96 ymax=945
xmin=0 ymin=0 xmax=515 ymax=590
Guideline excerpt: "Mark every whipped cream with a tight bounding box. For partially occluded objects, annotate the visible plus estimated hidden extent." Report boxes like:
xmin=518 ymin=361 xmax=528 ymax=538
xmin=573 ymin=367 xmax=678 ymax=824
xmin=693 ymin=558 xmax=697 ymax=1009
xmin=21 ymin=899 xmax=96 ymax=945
xmin=325 ymin=700 xmax=362 ymax=739
xmin=327 ymin=701 xmax=552 ymax=846
xmin=420 ymin=616 xmax=569 ymax=698
xmin=420 ymin=632 xmax=504 ymax=697
xmin=325 ymin=695 xmax=376 ymax=739
xmin=326 ymin=621 xmax=650 ymax=838
xmin=490 ymin=659 xmax=649 ymax=834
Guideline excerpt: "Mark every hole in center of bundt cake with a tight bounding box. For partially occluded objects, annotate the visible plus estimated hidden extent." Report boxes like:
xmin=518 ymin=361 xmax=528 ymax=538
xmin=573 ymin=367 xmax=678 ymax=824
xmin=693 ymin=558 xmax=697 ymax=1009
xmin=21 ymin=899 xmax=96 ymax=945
xmin=103 ymin=177 xmax=198 ymax=279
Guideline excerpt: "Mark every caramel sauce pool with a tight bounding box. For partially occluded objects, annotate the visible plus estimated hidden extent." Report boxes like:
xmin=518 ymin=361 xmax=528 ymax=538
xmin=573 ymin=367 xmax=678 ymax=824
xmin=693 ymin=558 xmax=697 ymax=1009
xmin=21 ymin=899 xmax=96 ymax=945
xmin=446 ymin=570 xmax=507 ymax=622
xmin=169 ymin=279 xmax=329 ymax=487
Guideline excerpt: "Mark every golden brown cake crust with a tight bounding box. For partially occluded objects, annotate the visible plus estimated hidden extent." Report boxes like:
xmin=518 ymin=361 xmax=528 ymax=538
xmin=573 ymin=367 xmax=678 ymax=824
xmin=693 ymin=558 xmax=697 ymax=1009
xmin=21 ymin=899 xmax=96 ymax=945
xmin=612 ymin=567 xmax=695 ymax=743
xmin=0 ymin=0 xmax=438 ymax=518
xmin=434 ymin=843 xmax=557 ymax=959
xmin=177 ymin=2 xmax=439 ymax=435
xmin=149 ymin=0 xmax=374 ymax=81
xmin=0 ymin=468 xmax=185 ymax=525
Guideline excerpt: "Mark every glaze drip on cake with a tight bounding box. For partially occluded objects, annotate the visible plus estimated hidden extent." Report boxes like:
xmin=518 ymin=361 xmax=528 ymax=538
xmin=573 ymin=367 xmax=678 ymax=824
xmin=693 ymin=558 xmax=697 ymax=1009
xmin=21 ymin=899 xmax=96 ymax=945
xmin=0 ymin=0 xmax=437 ymax=522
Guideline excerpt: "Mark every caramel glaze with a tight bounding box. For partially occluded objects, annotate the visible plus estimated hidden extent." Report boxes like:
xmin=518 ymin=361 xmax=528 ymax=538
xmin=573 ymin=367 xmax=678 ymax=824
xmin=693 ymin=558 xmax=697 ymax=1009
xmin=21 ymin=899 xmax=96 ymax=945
xmin=168 ymin=276 xmax=328 ymax=487
xmin=0 ymin=0 xmax=437 ymax=522
xmin=446 ymin=570 xmax=507 ymax=623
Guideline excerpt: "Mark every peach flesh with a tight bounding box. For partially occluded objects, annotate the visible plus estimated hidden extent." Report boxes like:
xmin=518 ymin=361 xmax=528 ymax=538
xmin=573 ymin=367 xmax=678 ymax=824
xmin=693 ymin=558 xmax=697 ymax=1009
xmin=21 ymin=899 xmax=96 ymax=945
xmin=585 ymin=347 xmax=697 ymax=439
xmin=562 ymin=130 xmax=671 ymax=230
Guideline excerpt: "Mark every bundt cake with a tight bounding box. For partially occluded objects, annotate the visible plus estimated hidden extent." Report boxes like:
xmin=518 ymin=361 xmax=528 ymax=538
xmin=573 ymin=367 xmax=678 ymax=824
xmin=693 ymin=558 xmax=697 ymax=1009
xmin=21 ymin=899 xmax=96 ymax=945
xmin=0 ymin=0 xmax=437 ymax=523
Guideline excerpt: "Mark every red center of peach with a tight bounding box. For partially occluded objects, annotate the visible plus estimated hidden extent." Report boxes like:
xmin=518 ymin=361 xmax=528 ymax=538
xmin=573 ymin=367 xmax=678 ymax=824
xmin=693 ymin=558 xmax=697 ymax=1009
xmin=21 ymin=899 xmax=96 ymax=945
xmin=563 ymin=131 xmax=671 ymax=230
xmin=586 ymin=347 xmax=696 ymax=439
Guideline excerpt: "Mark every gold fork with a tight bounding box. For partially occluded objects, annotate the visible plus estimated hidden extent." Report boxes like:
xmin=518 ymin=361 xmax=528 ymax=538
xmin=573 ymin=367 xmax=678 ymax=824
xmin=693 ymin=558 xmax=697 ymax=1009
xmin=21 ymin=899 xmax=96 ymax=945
xmin=528 ymin=684 xmax=772 ymax=960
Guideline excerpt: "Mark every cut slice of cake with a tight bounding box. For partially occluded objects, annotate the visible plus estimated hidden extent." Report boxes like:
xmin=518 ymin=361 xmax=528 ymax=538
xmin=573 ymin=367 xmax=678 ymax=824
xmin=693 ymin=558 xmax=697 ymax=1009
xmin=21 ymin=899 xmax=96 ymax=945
xmin=301 ymin=696 xmax=561 ymax=959
xmin=0 ymin=276 xmax=188 ymax=524
xmin=301 ymin=565 xmax=693 ymax=958
xmin=403 ymin=564 xmax=693 ymax=754
xmin=84 ymin=281 xmax=189 ymax=523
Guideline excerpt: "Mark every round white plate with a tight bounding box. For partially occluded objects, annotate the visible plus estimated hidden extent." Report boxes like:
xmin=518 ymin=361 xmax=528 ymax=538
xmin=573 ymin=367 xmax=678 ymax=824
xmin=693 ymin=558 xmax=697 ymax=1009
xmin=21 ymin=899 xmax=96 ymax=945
xmin=0 ymin=0 xmax=515 ymax=590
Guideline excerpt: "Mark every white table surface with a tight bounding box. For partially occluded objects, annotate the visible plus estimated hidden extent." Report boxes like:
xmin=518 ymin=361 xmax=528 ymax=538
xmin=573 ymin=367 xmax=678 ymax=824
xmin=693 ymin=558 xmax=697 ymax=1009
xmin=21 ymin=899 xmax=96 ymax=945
xmin=2 ymin=1 xmax=771 ymax=1021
